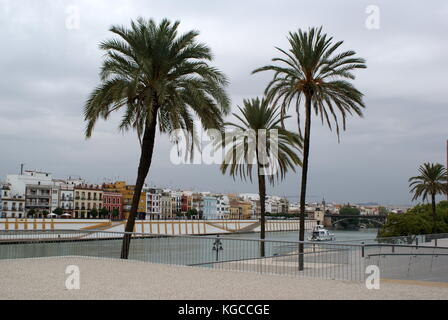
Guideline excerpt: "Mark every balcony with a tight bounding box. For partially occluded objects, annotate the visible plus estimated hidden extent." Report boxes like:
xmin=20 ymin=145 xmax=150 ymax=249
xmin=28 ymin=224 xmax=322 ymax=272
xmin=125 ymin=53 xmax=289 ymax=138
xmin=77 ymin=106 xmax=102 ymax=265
xmin=26 ymin=193 xmax=51 ymax=199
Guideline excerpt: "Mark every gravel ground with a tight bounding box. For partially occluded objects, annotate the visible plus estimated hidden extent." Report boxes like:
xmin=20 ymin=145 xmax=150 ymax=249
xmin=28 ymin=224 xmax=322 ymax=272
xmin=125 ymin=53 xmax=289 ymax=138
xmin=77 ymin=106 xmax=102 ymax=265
xmin=0 ymin=256 xmax=447 ymax=300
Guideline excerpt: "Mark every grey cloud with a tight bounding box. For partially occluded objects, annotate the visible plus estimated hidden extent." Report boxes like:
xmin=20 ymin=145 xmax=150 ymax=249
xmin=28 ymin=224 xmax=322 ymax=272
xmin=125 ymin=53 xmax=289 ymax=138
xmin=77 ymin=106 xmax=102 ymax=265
xmin=0 ymin=0 xmax=447 ymax=205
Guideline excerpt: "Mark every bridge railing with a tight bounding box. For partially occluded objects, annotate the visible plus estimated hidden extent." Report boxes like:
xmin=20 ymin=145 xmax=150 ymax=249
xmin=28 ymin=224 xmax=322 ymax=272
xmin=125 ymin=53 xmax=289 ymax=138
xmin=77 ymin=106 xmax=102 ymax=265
xmin=1 ymin=229 xmax=447 ymax=282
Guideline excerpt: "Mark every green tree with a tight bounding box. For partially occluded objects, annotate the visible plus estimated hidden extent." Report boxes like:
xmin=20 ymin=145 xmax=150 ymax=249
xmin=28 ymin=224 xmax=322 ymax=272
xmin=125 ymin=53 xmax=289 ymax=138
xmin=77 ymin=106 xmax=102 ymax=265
xmin=338 ymin=205 xmax=361 ymax=229
xmin=27 ymin=209 xmax=36 ymax=218
xmin=253 ymin=27 xmax=366 ymax=269
xmin=84 ymin=18 xmax=230 ymax=258
xmin=378 ymin=206 xmax=389 ymax=216
xmin=378 ymin=212 xmax=433 ymax=242
xmin=100 ymin=207 xmax=110 ymax=219
xmin=112 ymin=208 xmax=120 ymax=220
xmin=53 ymin=208 xmax=63 ymax=216
xmin=220 ymin=98 xmax=302 ymax=256
xmin=90 ymin=208 xmax=99 ymax=219
xmin=186 ymin=209 xmax=198 ymax=219
xmin=409 ymin=162 xmax=448 ymax=232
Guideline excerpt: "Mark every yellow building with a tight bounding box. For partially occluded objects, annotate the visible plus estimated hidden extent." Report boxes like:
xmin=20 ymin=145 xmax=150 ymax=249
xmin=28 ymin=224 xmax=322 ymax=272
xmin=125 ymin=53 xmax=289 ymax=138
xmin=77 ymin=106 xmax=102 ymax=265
xmin=74 ymin=184 xmax=103 ymax=218
xmin=103 ymin=182 xmax=146 ymax=219
xmin=229 ymin=197 xmax=252 ymax=220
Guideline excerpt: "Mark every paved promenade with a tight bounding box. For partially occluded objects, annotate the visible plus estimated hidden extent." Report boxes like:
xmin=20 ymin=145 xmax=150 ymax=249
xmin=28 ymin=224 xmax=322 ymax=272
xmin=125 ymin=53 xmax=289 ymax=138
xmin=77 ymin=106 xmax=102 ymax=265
xmin=0 ymin=257 xmax=447 ymax=300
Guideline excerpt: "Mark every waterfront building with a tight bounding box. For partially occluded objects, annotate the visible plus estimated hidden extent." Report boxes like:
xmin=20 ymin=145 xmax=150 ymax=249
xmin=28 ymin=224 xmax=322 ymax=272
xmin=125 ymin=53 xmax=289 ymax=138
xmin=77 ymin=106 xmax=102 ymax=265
xmin=192 ymin=193 xmax=203 ymax=213
xmin=103 ymin=191 xmax=123 ymax=219
xmin=103 ymin=181 xmax=146 ymax=219
xmin=1 ymin=183 xmax=25 ymax=218
xmin=202 ymin=195 xmax=218 ymax=220
xmin=216 ymin=195 xmax=230 ymax=219
xmin=239 ymin=193 xmax=259 ymax=217
xmin=50 ymin=187 xmax=60 ymax=213
xmin=229 ymin=197 xmax=252 ymax=219
xmin=25 ymin=184 xmax=52 ymax=215
xmin=181 ymin=192 xmax=193 ymax=213
xmin=160 ymin=192 xmax=173 ymax=219
xmin=6 ymin=170 xmax=53 ymax=195
xmin=74 ymin=184 xmax=103 ymax=218
xmin=279 ymin=198 xmax=289 ymax=214
xmin=59 ymin=185 xmax=74 ymax=215
xmin=308 ymin=208 xmax=325 ymax=225
xmin=171 ymin=191 xmax=182 ymax=215
xmin=146 ymin=188 xmax=162 ymax=219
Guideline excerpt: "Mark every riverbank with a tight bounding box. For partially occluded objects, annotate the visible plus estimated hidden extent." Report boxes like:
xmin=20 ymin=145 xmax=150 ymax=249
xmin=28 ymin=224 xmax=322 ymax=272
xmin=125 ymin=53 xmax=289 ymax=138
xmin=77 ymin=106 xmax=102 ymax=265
xmin=1 ymin=256 xmax=446 ymax=300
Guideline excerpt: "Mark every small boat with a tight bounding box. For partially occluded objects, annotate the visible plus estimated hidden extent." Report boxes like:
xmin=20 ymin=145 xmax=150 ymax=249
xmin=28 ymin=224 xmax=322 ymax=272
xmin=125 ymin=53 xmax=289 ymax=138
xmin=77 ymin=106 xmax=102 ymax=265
xmin=307 ymin=225 xmax=335 ymax=241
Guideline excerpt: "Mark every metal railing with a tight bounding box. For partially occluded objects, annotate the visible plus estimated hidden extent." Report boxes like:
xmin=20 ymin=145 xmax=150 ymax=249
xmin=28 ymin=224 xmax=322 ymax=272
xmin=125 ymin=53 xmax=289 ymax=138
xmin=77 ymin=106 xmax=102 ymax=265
xmin=0 ymin=230 xmax=447 ymax=282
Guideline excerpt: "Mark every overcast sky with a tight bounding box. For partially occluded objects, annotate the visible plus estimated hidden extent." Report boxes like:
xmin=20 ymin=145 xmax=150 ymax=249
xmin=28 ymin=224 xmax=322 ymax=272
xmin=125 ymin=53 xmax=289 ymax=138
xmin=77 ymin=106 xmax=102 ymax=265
xmin=0 ymin=0 xmax=447 ymax=205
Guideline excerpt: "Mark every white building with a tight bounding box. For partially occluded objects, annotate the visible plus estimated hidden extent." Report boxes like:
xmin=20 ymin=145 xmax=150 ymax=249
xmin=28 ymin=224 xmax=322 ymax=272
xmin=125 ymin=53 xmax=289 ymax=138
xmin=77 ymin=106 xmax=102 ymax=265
xmin=171 ymin=191 xmax=182 ymax=215
xmin=216 ymin=195 xmax=230 ymax=219
xmin=59 ymin=185 xmax=75 ymax=214
xmin=1 ymin=183 xmax=25 ymax=218
xmin=6 ymin=170 xmax=53 ymax=195
xmin=146 ymin=188 xmax=162 ymax=219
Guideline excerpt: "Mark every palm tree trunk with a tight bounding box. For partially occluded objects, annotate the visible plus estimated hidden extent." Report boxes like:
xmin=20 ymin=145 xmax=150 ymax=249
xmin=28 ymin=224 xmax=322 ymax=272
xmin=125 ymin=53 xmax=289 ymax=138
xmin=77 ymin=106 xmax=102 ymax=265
xmin=431 ymin=193 xmax=437 ymax=233
xmin=120 ymin=106 xmax=158 ymax=259
xmin=257 ymin=166 xmax=266 ymax=257
xmin=298 ymin=92 xmax=312 ymax=271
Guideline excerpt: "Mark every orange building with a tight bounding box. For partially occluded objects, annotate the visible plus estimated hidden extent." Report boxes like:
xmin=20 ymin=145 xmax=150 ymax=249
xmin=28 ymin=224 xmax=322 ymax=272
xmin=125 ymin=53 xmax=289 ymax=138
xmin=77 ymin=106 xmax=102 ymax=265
xmin=103 ymin=182 xmax=146 ymax=219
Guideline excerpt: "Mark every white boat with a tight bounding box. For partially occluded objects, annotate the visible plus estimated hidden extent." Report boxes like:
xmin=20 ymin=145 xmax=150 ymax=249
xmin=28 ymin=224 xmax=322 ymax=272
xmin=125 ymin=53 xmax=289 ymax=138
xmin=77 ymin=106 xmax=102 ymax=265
xmin=307 ymin=225 xmax=335 ymax=241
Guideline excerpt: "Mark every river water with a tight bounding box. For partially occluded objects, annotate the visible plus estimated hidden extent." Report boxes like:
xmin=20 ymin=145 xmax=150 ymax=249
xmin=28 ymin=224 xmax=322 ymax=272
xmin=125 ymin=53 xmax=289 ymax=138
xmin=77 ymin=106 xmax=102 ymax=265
xmin=222 ymin=228 xmax=379 ymax=243
xmin=0 ymin=228 xmax=380 ymax=264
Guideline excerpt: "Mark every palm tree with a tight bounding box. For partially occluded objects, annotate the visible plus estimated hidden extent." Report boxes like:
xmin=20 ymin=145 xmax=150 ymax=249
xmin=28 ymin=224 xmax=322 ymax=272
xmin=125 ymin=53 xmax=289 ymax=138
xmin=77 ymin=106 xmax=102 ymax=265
xmin=409 ymin=163 xmax=448 ymax=232
xmin=220 ymin=98 xmax=302 ymax=256
xmin=84 ymin=18 xmax=230 ymax=259
xmin=253 ymin=27 xmax=366 ymax=270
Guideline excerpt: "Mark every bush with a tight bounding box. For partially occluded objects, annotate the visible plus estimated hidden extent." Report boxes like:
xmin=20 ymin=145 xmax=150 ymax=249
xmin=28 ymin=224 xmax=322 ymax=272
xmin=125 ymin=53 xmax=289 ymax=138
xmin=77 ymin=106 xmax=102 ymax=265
xmin=378 ymin=201 xmax=448 ymax=237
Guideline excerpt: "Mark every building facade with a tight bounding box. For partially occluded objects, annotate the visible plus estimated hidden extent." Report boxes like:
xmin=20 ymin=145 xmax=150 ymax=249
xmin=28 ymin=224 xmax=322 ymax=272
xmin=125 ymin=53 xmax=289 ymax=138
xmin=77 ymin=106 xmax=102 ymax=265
xmin=1 ymin=184 xmax=25 ymax=218
xmin=171 ymin=191 xmax=182 ymax=216
xmin=146 ymin=188 xmax=161 ymax=219
xmin=202 ymin=196 xmax=218 ymax=220
xmin=103 ymin=191 xmax=123 ymax=219
xmin=25 ymin=184 xmax=52 ymax=215
xmin=59 ymin=186 xmax=75 ymax=216
xmin=103 ymin=182 xmax=146 ymax=219
xmin=74 ymin=185 xmax=103 ymax=218
xmin=160 ymin=193 xmax=173 ymax=218
xmin=216 ymin=195 xmax=230 ymax=219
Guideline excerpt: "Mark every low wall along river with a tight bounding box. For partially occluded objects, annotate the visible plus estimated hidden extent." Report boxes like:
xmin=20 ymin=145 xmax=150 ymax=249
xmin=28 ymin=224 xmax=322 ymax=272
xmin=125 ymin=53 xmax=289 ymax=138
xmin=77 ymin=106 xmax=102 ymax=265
xmin=0 ymin=218 xmax=317 ymax=235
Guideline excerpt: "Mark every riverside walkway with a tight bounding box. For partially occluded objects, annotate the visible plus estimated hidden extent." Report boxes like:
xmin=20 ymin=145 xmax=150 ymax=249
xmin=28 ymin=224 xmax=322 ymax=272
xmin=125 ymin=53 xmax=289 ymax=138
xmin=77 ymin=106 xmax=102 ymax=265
xmin=0 ymin=256 xmax=447 ymax=300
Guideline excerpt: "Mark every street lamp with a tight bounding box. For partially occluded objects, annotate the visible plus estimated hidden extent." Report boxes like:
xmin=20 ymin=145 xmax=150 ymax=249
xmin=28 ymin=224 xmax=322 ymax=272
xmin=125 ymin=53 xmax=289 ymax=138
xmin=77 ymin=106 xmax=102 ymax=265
xmin=212 ymin=235 xmax=224 ymax=261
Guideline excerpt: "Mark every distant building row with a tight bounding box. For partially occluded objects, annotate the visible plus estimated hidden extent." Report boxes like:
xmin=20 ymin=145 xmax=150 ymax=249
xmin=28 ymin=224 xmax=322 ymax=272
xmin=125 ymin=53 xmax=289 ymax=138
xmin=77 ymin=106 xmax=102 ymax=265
xmin=0 ymin=170 xmax=290 ymax=220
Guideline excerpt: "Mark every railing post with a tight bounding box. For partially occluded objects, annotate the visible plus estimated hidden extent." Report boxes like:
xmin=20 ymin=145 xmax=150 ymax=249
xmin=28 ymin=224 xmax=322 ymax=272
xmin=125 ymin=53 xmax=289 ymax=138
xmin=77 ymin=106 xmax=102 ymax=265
xmin=435 ymin=238 xmax=438 ymax=247
xmin=361 ymin=242 xmax=365 ymax=258
xmin=416 ymin=237 xmax=419 ymax=247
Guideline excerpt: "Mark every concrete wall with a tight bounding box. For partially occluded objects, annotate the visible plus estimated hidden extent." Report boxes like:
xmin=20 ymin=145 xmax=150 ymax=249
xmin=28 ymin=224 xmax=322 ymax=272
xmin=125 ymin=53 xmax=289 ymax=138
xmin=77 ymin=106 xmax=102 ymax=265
xmin=0 ymin=218 xmax=317 ymax=235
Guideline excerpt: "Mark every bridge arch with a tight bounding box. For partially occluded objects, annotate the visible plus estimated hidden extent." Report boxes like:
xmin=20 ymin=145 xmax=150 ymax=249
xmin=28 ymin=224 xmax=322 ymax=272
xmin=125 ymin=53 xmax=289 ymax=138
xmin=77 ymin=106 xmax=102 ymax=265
xmin=330 ymin=217 xmax=385 ymax=227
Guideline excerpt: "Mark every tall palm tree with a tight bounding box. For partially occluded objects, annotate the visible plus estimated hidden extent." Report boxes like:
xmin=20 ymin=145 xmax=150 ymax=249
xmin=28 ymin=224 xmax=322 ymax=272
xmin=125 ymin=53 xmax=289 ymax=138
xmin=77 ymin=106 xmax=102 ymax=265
xmin=84 ymin=18 xmax=230 ymax=259
xmin=220 ymin=98 xmax=302 ymax=256
xmin=253 ymin=27 xmax=366 ymax=270
xmin=409 ymin=163 xmax=448 ymax=232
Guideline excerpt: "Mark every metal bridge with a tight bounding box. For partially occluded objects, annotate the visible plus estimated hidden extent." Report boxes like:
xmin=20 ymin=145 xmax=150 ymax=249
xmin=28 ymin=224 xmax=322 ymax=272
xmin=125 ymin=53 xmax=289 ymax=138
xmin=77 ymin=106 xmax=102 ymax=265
xmin=324 ymin=214 xmax=387 ymax=227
